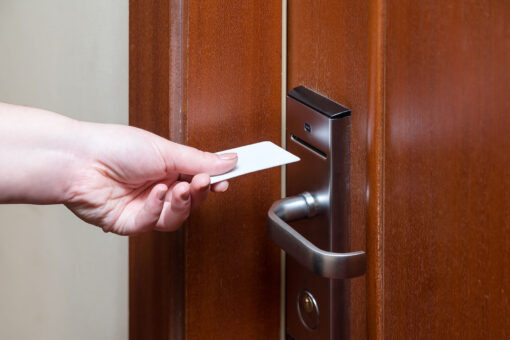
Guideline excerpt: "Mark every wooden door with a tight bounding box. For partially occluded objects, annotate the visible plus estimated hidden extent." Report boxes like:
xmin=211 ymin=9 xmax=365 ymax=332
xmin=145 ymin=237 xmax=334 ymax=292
xmin=129 ymin=0 xmax=509 ymax=339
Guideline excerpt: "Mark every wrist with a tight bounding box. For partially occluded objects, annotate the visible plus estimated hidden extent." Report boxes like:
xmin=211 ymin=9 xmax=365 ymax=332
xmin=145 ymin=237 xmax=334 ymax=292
xmin=0 ymin=103 xmax=88 ymax=204
xmin=58 ymin=118 xmax=90 ymax=204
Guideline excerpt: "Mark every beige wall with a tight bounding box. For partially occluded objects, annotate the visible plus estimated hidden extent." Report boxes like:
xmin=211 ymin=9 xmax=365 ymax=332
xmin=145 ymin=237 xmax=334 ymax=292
xmin=0 ymin=1 xmax=128 ymax=339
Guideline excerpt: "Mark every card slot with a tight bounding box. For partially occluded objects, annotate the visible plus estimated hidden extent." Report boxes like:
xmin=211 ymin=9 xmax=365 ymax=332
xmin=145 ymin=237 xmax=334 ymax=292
xmin=290 ymin=134 xmax=327 ymax=159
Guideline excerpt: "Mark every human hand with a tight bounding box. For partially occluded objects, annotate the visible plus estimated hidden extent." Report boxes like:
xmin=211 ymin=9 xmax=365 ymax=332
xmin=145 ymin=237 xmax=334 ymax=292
xmin=0 ymin=103 xmax=231 ymax=235
xmin=64 ymin=122 xmax=237 ymax=235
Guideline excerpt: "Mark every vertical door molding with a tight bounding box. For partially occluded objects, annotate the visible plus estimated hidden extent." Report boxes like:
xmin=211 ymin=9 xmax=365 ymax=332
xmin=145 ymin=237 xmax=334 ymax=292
xmin=366 ymin=0 xmax=386 ymax=339
xmin=129 ymin=0 xmax=185 ymax=339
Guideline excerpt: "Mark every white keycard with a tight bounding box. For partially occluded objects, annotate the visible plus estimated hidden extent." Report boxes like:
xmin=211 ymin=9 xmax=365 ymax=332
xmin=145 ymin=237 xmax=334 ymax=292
xmin=210 ymin=141 xmax=300 ymax=184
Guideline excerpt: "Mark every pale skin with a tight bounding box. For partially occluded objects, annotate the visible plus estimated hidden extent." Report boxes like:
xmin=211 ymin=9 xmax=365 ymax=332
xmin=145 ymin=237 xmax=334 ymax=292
xmin=0 ymin=102 xmax=237 ymax=235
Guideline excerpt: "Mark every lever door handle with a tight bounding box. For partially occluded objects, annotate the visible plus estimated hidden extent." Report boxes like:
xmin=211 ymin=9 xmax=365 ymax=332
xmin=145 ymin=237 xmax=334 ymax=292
xmin=268 ymin=192 xmax=366 ymax=279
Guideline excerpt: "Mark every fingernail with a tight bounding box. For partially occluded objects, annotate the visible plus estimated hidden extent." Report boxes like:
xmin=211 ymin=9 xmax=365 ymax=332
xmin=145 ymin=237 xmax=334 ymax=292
xmin=181 ymin=191 xmax=190 ymax=200
xmin=158 ymin=190 xmax=166 ymax=201
xmin=218 ymin=181 xmax=229 ymax=192
xmin=218 ymin=152 xmax=237 ymax=160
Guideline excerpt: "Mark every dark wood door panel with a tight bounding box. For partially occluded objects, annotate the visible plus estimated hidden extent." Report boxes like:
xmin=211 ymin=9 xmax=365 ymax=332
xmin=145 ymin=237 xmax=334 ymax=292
xmin=383 ymin=0 xmax=510 ymax=338
xmin=184 ymin=3 xmax=282 ymax=337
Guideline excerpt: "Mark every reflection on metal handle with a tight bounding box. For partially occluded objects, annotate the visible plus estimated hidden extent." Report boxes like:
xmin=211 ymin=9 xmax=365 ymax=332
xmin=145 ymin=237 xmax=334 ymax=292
xmin=268 ymin=192 xmax=366 ymax=279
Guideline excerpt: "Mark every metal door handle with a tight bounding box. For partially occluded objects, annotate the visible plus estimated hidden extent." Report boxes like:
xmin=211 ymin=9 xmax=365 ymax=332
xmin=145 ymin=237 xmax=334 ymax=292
xmin=268 ymin=192 xmax=366 ymax=279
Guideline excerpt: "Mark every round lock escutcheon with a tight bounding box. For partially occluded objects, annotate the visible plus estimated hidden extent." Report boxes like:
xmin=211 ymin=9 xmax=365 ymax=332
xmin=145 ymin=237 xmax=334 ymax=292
xmin=297 ymin=290 xmax=319 ymax=330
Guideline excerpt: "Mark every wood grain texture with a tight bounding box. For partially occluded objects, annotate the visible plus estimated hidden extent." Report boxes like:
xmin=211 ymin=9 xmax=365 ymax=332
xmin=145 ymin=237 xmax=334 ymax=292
xmin=382 ymin=0 xmax=510 ymax=338
xmin=129 ymin=0 xmax=184 ymax=339
xmin=184 ymin=1 xmax=282 ymax=339
xmin=287 ymin=1 xmax=370 ymax=338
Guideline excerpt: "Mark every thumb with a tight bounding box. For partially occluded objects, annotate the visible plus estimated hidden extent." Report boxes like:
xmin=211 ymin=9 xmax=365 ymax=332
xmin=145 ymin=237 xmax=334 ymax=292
xmin=160 ymin=141 xmax=238 ymax=176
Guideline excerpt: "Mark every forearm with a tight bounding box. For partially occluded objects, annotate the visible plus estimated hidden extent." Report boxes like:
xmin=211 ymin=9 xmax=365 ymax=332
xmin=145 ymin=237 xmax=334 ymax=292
xmin=0 ymin=102 xmax=81 ymax=204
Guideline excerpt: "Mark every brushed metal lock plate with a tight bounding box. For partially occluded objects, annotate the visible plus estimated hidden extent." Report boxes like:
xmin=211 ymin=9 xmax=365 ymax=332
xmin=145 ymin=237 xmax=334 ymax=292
xmin=268 ymin=86 xmax=366 ymax=340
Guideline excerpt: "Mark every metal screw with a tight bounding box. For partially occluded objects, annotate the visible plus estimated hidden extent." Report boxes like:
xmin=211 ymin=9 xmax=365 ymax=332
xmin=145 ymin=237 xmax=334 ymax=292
xmin=302 ymin=295 xmax=314 ymax=313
